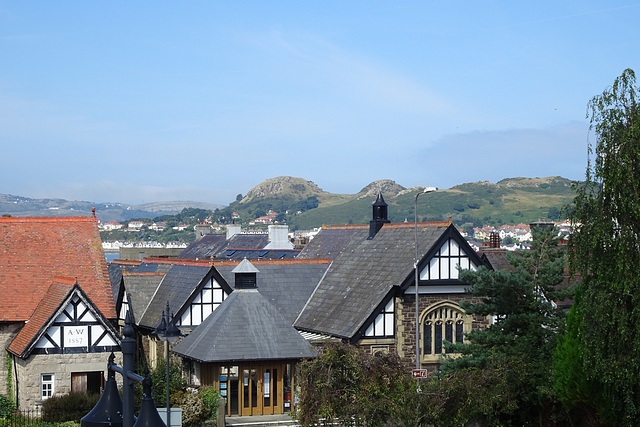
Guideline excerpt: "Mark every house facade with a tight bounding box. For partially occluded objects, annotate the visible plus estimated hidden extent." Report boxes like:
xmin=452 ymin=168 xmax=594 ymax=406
xmin=0 ymin=214 xmax=120 ymax=409
xmin=173 ymin=259 xmax=319 ymax=416
xmin=295 ymin=193 xmax=493 ymax=370
xmin=109 ymin=257 xmax=329 ymax=416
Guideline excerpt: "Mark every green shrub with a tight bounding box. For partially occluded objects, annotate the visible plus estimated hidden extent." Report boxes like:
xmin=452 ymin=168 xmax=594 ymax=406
xmin=0 ymin=395 xmax=15 ymax=419
xmin=150 ymin=358 xmax=187 ymax=408
xmin=198 ymin=387 xmax=219 ymax=420
xmin=42 ymin=392 xmax=100 ymax=423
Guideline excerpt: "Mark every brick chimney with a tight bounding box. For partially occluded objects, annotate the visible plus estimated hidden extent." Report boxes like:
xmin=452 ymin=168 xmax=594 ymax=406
xmin=489 ymin=231 xmax=500 ymax=248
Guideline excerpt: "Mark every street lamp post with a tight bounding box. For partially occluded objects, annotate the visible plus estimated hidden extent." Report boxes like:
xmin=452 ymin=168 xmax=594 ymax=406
xmin=82 ymin=311 xmax=166 ymax=427
xmin=154 ymin=302 xmax=183 ymax=427
xmin=414 ymin=187 xmax=437 ymax=370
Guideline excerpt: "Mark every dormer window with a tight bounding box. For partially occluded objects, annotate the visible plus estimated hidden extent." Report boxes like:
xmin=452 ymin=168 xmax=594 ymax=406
xmin=364 ymin=299 xmax=394 ymax=338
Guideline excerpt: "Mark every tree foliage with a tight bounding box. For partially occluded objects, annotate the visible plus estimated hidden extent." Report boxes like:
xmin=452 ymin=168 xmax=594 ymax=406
xmin=296 ymin=342 xmax=422 ymax=426
xmin=552 ymin=302 xmax=602 ymax=426
xmin=442 ymin=225 xmax=568 ymax=425
xmin=566 ymin=68 xmax=640 ymax=424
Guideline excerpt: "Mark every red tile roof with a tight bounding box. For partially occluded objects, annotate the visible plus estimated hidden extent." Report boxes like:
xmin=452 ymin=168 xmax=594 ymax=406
xmin=7 ymin=276 xmax=76 ymax=357
xmin=0 ymin=216 xmax=116 ymax=322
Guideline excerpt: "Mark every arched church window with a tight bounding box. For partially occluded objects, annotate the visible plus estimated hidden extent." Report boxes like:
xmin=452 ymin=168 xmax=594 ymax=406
xmin=422 ymin=303 xmax=468 ymax=357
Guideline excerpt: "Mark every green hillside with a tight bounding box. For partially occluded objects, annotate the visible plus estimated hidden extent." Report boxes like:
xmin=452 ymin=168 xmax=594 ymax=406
xmin=217 ymin=176 xmax=577 ymax=232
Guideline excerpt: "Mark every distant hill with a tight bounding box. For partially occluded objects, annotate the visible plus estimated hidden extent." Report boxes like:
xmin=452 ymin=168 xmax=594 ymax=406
xmin=217 ymin=175 xmax=577 ymax=230
xmin=1 ymin=175 xmax=578 ymax=233
xmin=0 ymin=194 xmax=224 ymax=222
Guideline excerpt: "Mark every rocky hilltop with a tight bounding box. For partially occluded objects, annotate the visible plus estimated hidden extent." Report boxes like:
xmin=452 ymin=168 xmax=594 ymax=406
xmin=241 ymin=176 xmax=410 ymax=203
xmin=356 ymin=179 xmax=407 ymax=199
xmin=241 ymin=176 xmax=330 ymax=203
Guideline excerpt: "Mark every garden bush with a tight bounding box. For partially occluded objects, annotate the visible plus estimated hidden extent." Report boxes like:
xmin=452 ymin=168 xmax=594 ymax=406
xmin=42 ymin=392 xmax=100 ymax=423
xmin=198 ymin=387 xmax=219 ymax=421
xmin=0 ymin=395 xmax=14 ymax=419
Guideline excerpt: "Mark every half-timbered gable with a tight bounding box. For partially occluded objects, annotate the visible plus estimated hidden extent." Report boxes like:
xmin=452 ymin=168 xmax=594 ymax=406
xmin=9 ymin=278 xmax=120 ymax=358
xmin=135 ymin=259 xmax=225 ymax=331
xmin=177 ymin=268 xmax=231 ymax=328
xmin=415 ymin=226 xmax=480 ymax=285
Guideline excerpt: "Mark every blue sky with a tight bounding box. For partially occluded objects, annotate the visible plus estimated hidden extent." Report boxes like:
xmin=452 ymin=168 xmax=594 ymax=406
xmin=1 ymin=2 xmax=638 ymax=205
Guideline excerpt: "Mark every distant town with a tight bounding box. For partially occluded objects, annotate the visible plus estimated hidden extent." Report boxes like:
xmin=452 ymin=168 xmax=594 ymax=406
xmin=99 ymin=209 xmax=573 ymax=257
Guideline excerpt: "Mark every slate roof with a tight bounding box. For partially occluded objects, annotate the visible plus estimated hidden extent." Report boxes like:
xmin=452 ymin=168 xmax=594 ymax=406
xmin=108 ymin=259 xmax=214 ymax=330
xmin=131 ymin=259 xmax=214 ymax=330
xmin=213 ymin=259 xmax=331 ymax=324
xmin=0 ymin=215 xmax=116 ymax=321
xmin=172 ymin=288 xmax=316 ymax=363
xmin=178 ymin=234 xmax=227 ymax=259
xmin=296 ymin=225 xmax=366 ymax=260
xmin=218 ymin=248 xmax=300 ymax=260
xmin=108 ymin=260 xmax=143 ymax=308
xmin=179 ymin=233 xmax=271 ymax=260
xmin=294 ymin=222 xmax=454 ymax=339
xmin=480 ymin=249 xmax=514 ymax=272
xmin=122 ymin=271 xmax=166 ymax=324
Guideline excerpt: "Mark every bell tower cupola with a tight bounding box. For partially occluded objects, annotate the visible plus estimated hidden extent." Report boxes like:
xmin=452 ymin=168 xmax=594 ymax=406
xmin=368 ymin=192 xmax=390 ymax=239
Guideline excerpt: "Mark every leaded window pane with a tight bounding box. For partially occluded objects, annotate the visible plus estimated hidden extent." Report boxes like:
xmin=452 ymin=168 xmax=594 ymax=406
xmin=445 ymin=321 xmax=453 ymax=345
xmin=192 ymin=308 xmax=202 ymax=325
xmin=213 ymin=288 xmax=224 ymax=303
xmin=451 ymin=262 xmax=460 ymax=279
xmin=434 ymin=322 xmax=443 ymax=354
xmin=424 ymin=322 xmax=432 ymax=355
xmin=192 ymin=293 xmax=202 ymax=304
xmin=202 ymin=304 xmax=213 ymax=320
xmin=385 ymin=299 xmax=394 ymax=312
xmin=456 ymin=321 xmax=464 ymax=343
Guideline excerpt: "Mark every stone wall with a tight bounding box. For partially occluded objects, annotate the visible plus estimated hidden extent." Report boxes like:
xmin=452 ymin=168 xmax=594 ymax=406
xmin=0 ymin=323 xmax=25 ymax=399
xmin=14 ymin=352 xmax=121 ymax=410
xmin=396 ymin=293 xmax=489 ymax=370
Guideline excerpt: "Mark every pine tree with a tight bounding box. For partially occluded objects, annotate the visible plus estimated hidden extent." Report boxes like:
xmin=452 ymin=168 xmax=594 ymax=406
xmin=442 ymin=225 xmax=567 ymax=424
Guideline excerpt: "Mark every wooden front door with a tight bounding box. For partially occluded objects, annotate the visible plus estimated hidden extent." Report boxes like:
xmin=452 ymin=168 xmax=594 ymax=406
xmin=240 ymin=364 xmax=283 ymax=416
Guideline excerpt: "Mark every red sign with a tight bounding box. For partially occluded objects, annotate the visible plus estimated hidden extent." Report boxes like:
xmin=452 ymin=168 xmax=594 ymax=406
xmin=412 ymin=369 xmax=428 ymax=378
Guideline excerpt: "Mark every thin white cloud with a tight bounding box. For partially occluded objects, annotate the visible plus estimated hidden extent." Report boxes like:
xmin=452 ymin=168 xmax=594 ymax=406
xmin=410 ymin=122 xmax=589 ymax=189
